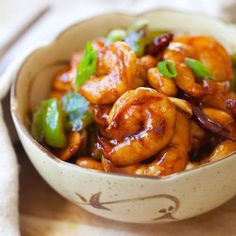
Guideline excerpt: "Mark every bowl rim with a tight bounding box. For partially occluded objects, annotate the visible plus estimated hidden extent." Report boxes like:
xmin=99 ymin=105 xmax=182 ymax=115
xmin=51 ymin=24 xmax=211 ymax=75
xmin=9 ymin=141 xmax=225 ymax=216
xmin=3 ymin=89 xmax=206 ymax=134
xmin=10 ymin=8 xmax=236 ymax=181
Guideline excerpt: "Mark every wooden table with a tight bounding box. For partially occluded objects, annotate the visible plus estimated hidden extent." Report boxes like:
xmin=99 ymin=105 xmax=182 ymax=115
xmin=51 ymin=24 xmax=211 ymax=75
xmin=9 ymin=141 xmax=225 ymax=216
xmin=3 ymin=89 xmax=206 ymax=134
xmin=17 ymin=143 xmax=236 ymax=236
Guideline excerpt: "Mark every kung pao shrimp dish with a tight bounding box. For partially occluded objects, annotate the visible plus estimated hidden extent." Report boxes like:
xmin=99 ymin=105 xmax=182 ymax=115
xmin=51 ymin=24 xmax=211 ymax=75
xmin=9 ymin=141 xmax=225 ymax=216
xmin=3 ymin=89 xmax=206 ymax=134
xmin=31 ymin=21 xmax=236 ymax=177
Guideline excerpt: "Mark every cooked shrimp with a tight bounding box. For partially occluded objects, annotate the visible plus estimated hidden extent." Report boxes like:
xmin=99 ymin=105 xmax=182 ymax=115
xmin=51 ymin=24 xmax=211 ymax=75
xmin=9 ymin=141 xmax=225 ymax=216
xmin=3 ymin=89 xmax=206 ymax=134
xmin=175 ymin=63 xmax=207 ymax=97
xmin=202 ymin=107 xmax=236 ymax=140
xmin=90 ymin=104 xmax=112 ymax=127
xmin=80 ymin=42 xmax=137 ymax=105
xmin=147 ymin=67 xmax=177 ymax=96
xmin=139 ymin=55 xmax=157 ymax=71
xmin=69 ymin=38 xmax=106 ymax=82
xmin=102 ymin=156 xmax=140 ymax=175
xmin=132 ymin=55 xmax=157 ymax=88
xmin=164 ymin=41 xmax=206 ymax=96
xmin=163 ymin=36 xmax=233 ymax=97
xmin=201 ymin=81 xmax=230 ymax=111
xmin=99 ymin=87 xmax=176 ymax=166
xmin=188 ymin=36 xmax=233 ymax=82
xmin=226 ymin=97 xmax=236 ymax=118
xmin=207 ymin=140 xmax=236 ymax=162
xmin=164 ymin=40 xmax=195 ymax=63
xmin=90 ymin=104 xmax=113 ymax=139
xmin=52 ymin=67 xmax=73 ymax=92
xmin=91 ymin=37 xmax=106 ymax=51
xmin=135 ymin=111 xmax=190 ymax=176
xmin=76 ymin=157 xmax=104 ymax=171
xmin=102 ymin=111 xmax=190 ymax=176
xmin=62 ymin=41 xmax=105 ymax=89
xmin=70 ymin=51 xmax=83 ymax=72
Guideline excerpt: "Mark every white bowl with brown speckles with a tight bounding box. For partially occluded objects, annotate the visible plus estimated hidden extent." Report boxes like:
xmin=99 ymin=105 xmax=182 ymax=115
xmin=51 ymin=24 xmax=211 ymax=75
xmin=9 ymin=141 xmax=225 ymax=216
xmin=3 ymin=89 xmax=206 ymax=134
xmin=10 ymin=9 xmax=236 ymax=223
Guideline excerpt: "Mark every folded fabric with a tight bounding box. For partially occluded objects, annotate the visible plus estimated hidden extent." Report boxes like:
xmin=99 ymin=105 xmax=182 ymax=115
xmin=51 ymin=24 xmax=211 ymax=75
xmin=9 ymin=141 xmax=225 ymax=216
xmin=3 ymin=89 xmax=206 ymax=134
xmin=0 ymin=104 xmax=19 ymax=236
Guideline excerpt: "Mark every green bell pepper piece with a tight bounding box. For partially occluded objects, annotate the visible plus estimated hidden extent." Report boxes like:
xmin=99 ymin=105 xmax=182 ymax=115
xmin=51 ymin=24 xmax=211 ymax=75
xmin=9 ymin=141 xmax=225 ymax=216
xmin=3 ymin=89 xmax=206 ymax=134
xmin=31 ymin=106 xmax=45 ymax=142
xmin=42 ymin=99 xmax=66 ymax=148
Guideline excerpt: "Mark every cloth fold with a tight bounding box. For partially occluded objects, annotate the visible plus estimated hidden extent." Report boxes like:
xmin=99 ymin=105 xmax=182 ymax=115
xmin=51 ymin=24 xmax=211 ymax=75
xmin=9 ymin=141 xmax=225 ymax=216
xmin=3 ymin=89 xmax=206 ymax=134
xmin=0 ymin=104 xmax=19 ymax=236
xmin=0 ymin=0 xmax=236 ymax=235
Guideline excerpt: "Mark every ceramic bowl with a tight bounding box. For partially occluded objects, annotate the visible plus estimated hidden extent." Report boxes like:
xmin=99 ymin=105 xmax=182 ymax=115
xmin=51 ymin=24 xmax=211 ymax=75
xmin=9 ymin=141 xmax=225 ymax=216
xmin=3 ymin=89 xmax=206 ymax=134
xmin=10 ymin=10 xmax=236 ymax=223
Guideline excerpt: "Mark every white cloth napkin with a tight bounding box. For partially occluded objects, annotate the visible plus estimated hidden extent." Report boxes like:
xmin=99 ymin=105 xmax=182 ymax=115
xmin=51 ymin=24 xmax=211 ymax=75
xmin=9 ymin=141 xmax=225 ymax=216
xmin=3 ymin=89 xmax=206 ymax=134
xmin=0 ymin=0 xmax=236 ymax=235
xmin=0 ymin=70 xmax=19 ymax=235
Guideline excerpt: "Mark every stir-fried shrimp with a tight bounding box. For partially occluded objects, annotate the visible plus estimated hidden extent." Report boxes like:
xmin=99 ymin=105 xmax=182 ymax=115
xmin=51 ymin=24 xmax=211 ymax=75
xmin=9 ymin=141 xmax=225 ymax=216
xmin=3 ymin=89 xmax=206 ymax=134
xmin=90 ymin=104 xmax=112 ymax=127
xmin=31 ymin=21 xmax=236 ymax=177
xmin=69 ymin=38 xmax=106 ymax=81
xmin=51 ymin=39 xmax=106 ymax=96
xmin=91 ymin=37 xmax=106 ymax=51
xmin=90 ymin=104 xmax=113 ymax=139
xmin=133 ymin=55 xmax=157 ymax=88
xmin=102 ymin=111 xmax=190 ymax=176
xmin=80 ymin=42 xmax=137 ymax=105
xmin=166 ymin=36 xmax=233 ymax=81
xmin=52 ymin=67 xmax=73 ymax=92
xmin=164 ymin=41 xmax=206 ymax=96
xmin=163 ymin=36 xmax=233 ymax=97
xmin=99 ymin=87 xmax=176 ymax=166
xmin=140 ymin=55 xmax=157 ymax=71
xmin=147 ymin=67 xmax=177 ymax=96
xmin=102 ymin=157 xmax=140 ymax=175
xmin=201 ymin=81 xmax=231 ymax=111
xmin=175 ymin=63 xmax=207 ymax=97
xmin=226 ymin=97 xmax=236 ymax=118
xmin=135 ymin=111 xmax=190 ymax=176
xmin=187 ymin=36 xmax=233 ymax=82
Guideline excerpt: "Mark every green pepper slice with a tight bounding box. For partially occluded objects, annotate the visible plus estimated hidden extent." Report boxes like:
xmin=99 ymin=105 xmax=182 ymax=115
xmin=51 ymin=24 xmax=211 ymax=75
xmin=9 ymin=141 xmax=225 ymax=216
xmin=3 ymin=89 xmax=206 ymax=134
xmin=42 ymin=99 xmax=66 ymax=148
